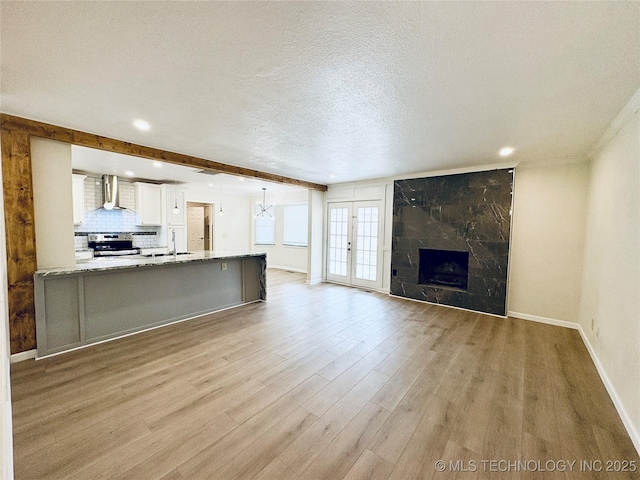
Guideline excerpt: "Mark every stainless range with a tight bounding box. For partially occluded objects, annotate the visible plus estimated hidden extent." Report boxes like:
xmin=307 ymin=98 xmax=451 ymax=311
xmin=87 ymin=234 xmax=140 ymax=257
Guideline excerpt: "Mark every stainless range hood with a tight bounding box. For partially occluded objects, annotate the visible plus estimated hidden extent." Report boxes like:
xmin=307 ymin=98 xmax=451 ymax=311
xmin=102 ymin=174 xmax=124 ymax=210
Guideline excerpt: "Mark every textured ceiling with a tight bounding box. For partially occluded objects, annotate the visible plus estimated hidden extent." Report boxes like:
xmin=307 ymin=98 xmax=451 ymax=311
xmin=2 ymin=1 xmax=639 ymax=185
xmin=70 ymin=145 xmax=305 ymax=195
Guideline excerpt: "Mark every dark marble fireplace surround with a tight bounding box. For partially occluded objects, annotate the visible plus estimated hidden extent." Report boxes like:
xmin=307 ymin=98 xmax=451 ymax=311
xmin=391 ymin=169 xmax=513 ymax=316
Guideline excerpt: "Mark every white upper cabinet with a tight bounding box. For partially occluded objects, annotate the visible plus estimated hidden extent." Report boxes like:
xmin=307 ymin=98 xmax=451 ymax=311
xmin=166 ymin=186 xmax=187 ymax=226
xmin=134 ymin=182 xmax=163 ymax=226
xmin=72 ymin=174 xmax=86 ymax=225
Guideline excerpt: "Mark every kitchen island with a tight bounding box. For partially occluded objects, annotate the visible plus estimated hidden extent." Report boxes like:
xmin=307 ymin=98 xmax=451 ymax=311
xmin=34 ymin=251 xmax=266 ymax=357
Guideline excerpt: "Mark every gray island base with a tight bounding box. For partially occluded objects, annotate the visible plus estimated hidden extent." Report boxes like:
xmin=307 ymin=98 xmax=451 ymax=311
xmin=34 ymin=252 xmax=266 ymax=358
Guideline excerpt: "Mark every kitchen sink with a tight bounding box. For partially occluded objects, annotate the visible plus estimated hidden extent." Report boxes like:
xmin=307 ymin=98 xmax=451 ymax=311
xmin=142 ymin=252 xmax=191 ymax=257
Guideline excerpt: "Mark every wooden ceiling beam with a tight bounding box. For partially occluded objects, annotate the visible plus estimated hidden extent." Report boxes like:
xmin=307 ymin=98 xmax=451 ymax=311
xmin=0 ymin=114 xmax=328 ymax=191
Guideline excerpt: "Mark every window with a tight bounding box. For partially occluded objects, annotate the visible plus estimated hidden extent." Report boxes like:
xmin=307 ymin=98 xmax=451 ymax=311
xmin=283 ymin=204 xmax=308 ymax=247
xmin=255 ymin=205 xmax=275 ymax=245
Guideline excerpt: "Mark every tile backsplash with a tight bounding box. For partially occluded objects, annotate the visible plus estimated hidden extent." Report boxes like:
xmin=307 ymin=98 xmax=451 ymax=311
xmin=74 ymin=175 xmax=161 ymax=249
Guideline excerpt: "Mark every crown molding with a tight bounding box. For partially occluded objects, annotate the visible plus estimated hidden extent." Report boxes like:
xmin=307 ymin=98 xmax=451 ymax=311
xmin=515 ymin=155 xmax=587 ymax=169
xmin=587 ymin=88 xmax=640 ymax=160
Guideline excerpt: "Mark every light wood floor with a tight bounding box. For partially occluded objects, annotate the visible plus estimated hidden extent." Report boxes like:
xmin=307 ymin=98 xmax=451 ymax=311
xmin=11 ymin=270 xmax=639 ymax=479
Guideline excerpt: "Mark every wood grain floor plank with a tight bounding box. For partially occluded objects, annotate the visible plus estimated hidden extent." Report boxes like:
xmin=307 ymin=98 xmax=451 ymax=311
xmin=318 ymin=341 xmax=378 ymax=381
xmin=302 ymin=348 xmax=389 ymax=417
xmin=373 ymin=348 xmax=411 ymax=378
xmin=448 ymin=368 xmax=500 ymax=454
xmin=387 ymin=396 xmax=459 ymax=480
xmin=176 ymin=373 xmax=328 ymax=479
xmin=16 ymin=419 xmax=150 ymax=479
xmin=342 ymin=448 xmax=394 ymax=480
xmin=144 ymin=377 xmax=265 ymax=432
xmin=227 ymin=350 xmax=337 ymax=424
xmin=214 ymin=406 xmax=318 ymax=480
xmin=437 ymin=440 xmax=480 ymax=480
xmin=255 ymin=337 xmax=342 ymax=386
xmin=522 ymin=322 xmax=559 ymax=444
xmin=158 ymin=469 xmax=184 ymax=480
xmin=521 ymin=432 xmax=565 ymax=480
xmin=369 ymin=323 xmax=469 ymax=466
xmin=299 ymin=401 xmax=391 ymax=480
xmin=280 ymin=370 xmax=389 ymax=474
xmin=10 ymin=270 xmax=638 ymax=480
xmin=371 ymin=345 xmax=436 ymax=411
xmin=253 ymin=457 xmax=299 ymax=480
xmin=73 ymin=413 xmax=237 ymax=480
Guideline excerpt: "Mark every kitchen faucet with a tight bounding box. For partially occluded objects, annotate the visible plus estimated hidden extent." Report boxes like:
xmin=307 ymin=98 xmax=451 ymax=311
xmin=171 ymin=229 xmax=177 ymax=257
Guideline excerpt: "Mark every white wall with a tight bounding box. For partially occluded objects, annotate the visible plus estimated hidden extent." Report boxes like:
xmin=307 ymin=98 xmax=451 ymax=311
xmin=185 ymin=187 xmax=252 ymax=253
xmin=250 ymin=190 xmax=309 ymax=272
xmin=508 ymin=162 xmax=590 ymax=323
xmin=31 ymin=138 xmax=75 ymax=269
xmin=307 ymin=189 xmax=325 ymax=284
xmin=579 ymin=107 xmax=640 ymax=444
xmin=0 ymin=137 xmax=15 ymax=478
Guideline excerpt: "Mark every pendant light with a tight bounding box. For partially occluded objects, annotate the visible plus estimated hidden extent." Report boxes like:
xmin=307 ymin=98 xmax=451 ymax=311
xmin=217 ymin=180 xmax=224 ymax=217
xmin=172 ymin=180 xmax=180 ymax=215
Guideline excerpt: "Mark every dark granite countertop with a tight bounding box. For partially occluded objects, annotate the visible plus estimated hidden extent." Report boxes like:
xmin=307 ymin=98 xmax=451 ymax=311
xmin=36 ymin=251 xmax=266 ymax=276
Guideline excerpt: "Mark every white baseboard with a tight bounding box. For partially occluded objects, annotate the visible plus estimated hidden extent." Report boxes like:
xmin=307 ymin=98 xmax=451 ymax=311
xmin=577 ymin=325 xmax=640 ymax=456
xmin=267 ymin=265 xmax=307 ymax=274
xmin=507 ymin=311 xmax=579 ymax=330
xmin=508 ymin=311 xmax=639 ymax=456
xmin=10 ymin=349 xmax=36 ymax=363
xmin=305 ymin=278 xmax=323 ymax=285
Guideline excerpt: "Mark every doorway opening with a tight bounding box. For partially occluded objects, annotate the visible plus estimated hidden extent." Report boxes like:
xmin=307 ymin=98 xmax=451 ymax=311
xmin=187 ymin=202 xmax=214 ymax=252
xmin=326 ymin=201 xmax=381 ymax=289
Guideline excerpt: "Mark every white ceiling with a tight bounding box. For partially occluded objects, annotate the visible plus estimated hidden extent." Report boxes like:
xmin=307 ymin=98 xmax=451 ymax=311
xmin=2 ymin=2 xmax=639 ymax=185
xmin=71 ymin=144 xmax=305 ymax=195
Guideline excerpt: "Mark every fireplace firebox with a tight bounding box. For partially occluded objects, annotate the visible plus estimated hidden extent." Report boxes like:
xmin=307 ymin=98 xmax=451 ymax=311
xmin=419 ymin=249 xmax=469 ymax=291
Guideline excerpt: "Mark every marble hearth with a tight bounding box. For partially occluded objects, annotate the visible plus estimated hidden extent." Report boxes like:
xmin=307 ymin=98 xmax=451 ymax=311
xmin=391 ymin=169 xmax=513 ymax=316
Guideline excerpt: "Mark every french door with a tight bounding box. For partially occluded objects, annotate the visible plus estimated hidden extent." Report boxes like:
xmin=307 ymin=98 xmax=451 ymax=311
xmin=326 ymin=201 xmax=381 ymax=289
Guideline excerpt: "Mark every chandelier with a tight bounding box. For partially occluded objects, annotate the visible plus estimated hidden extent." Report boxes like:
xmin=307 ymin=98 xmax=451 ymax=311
xmin=256 ymin=188 xmax=274 ymax=219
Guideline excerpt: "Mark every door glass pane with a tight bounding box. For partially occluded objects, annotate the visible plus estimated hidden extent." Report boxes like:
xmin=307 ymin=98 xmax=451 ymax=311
xmin=355 ymin=206 xmax=378 ymax=281
xmin=328 ymin=207 xmax=349 ymax=276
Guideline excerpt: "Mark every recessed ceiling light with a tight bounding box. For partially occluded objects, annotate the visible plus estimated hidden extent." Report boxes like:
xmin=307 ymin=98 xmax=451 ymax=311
xmin=152 ymin=161 xmax=162 ymax=168
xmin=208 ymin=183 xmax=214 ymax=187
xmin=124 ymin=170 xmax=135 ymax=177
xmin=329 ymin=173 xmax=336 ymax=179
xmin=133 ymin=119 xmax=150 ymax=131
xmin=499 ymin=147 xmax=514 ymax=157
xmin=238 ymin=177 xmax=245 ymax=182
